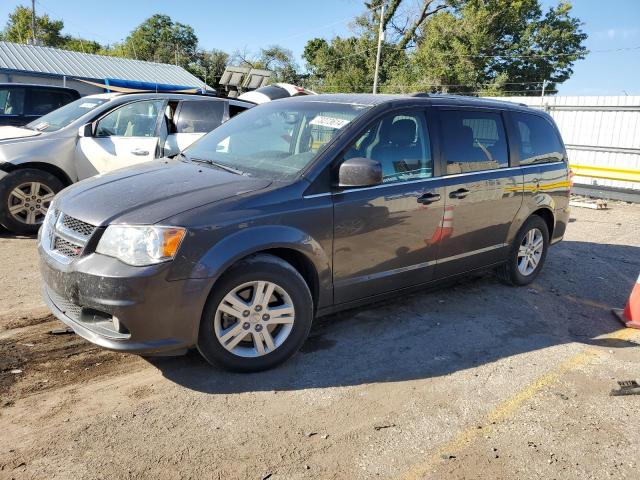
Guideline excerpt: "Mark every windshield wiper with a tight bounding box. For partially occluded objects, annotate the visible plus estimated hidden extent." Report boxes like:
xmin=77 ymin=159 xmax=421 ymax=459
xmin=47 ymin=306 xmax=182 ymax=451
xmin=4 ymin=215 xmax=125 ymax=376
xmin=189 ymin=157 xmax=246 ymax=175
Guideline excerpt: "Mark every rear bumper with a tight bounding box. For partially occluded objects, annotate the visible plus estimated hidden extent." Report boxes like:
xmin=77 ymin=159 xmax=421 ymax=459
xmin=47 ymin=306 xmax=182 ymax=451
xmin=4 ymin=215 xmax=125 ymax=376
xmin=39 ymin=245 xmax=212 ymax=354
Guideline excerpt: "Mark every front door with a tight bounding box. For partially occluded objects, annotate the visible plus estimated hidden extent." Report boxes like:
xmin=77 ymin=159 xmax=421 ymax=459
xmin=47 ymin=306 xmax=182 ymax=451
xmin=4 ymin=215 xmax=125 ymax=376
xmin=332 ymin=109 xmax=446 ymax=304
xmin=434 ymin=108 xmax=523 ymax=278
xmin=75 ymin=99 xmax=164 ymax=179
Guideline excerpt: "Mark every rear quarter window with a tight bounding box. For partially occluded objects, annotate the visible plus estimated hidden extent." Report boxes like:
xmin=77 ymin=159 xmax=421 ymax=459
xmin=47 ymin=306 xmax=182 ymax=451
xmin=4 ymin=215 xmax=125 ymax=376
xmin=512 ymin=112 xmax=564 ymax=165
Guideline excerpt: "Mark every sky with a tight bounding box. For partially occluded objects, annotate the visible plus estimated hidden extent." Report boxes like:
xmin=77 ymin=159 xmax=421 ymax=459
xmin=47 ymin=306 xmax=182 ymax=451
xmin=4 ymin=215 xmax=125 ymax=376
xmin=1 ymin=0 xmax=639 ymax=96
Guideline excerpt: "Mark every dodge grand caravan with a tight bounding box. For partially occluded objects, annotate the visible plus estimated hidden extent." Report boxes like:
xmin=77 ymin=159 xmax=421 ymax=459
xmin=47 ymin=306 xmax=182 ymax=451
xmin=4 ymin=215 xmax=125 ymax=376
xmin=39 ymin=94 xmax=571 ymax=372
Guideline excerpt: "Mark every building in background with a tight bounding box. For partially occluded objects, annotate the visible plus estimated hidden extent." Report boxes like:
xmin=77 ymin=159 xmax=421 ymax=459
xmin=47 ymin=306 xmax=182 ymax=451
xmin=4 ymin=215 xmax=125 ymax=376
xmin=487 ymin=95 xmax=640 ymax=202
xmin=0 ymin=41 xmax=210 ymax=96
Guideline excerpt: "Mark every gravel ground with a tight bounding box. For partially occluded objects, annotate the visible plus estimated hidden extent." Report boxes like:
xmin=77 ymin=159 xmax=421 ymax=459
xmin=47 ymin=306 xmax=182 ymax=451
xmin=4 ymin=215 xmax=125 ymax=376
xmin=1 ymin=202 xmax=639 ymax=480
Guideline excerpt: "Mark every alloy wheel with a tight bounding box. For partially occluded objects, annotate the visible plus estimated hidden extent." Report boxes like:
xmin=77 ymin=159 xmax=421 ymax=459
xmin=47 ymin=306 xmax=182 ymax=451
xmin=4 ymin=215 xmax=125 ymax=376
xmin=214 ymin=280 xmax=295 ymax=358
xmin=517 ymin=227 xmax=544 ymax=276
xmin=7 ymin=181 xmax=55 ymax=225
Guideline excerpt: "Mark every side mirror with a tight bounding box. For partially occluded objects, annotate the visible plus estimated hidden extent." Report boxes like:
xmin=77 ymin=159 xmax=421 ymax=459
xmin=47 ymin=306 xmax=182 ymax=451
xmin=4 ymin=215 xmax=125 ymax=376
xmin=78 ymin=123 xmax=93 ymax=137
xmin=338 ymin=157 xmax=383 ymax=188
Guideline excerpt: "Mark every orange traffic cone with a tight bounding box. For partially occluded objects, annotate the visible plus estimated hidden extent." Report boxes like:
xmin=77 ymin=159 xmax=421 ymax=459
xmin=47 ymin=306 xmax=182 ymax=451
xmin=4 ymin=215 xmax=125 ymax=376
xmin=427 ymin=206 xmax=454 ymax=245
xmin=612 ymin=273 xmax=640 ymax=330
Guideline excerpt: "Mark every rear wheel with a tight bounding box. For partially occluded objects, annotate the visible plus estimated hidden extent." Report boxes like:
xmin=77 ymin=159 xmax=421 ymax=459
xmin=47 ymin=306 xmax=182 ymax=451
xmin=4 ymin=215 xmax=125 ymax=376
xmin=197 ymin=254 xmax=313 ymax=372
xmin=496 ymin=215 xmax=549 ymax=286
xmin=0 ymin=169 xmax=63 ymax=235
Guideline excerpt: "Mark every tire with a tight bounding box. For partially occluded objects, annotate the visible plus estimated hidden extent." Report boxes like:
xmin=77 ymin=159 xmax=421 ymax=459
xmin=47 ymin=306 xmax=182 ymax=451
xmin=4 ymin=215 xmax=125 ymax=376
xmin=0 ymin=169 xmax=64 ymax=235
xmin=496 ymin=215 xmax=549 ymax=286
xmin=197 ymin=254 xmax=313 ymax=372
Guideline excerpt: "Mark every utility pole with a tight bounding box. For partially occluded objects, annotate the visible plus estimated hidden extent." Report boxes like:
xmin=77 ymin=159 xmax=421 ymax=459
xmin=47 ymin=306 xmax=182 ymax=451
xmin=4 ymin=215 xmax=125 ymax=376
xmin=372 ymin=2 xmax=385 ymax=94
xmin=541 ymin=79 xmax=549 ymax=100
xmin=30 ymin=0 xmax=37 ymax=45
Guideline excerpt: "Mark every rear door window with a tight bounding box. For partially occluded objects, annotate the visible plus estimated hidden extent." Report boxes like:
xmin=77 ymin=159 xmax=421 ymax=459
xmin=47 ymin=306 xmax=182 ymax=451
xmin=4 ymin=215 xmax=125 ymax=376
xmin=440 ymin=110 xmax=509 ymax=174
xmin=176 ymin=100 xmax=227 ymax=133
xmin=512 ymin=112 xmax=564 ymax=165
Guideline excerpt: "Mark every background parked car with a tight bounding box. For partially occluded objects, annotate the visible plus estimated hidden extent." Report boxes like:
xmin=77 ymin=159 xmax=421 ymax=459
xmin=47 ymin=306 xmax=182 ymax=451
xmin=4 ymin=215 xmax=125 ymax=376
xmin=0 ymin=83 xmax=80 ymax=127
xmin=0 ymin=92 xmax=254 ymax=234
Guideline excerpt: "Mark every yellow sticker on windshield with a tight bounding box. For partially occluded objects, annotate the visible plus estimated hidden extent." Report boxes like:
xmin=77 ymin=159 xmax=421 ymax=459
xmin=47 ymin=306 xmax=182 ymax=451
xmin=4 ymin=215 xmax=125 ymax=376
xmin=309 ymin=115 xmax=350 ymax=129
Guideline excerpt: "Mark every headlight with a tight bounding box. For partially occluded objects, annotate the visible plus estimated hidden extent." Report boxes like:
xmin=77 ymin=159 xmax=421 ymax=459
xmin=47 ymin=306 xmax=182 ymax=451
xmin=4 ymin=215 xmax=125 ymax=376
xmin=96 ymin=225 xmax=186 ymax=266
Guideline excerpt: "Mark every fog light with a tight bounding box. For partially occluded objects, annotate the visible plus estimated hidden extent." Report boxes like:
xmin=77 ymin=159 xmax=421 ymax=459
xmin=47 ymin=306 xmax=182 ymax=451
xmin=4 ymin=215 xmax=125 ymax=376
xmin=112 ymin=316 xmax=120 ymax=332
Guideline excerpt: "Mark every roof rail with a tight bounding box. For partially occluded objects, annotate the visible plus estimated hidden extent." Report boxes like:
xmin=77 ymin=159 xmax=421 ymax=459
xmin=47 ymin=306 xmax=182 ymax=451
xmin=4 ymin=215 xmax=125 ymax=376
xmin=410 ymin=93 xmax=430 ymax=98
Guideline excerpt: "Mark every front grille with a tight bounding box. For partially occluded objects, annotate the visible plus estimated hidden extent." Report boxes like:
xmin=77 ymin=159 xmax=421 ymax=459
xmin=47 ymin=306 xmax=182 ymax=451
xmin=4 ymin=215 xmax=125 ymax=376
xmin=47 ymin=288 xmax=83 ymax=321
xmin=62 ymin=215 xmax=96 ymax=238
xmin=54 ymin=237 xmax=82 ymax=258
xmin=42 ymin=211 xmax=97 ymax=263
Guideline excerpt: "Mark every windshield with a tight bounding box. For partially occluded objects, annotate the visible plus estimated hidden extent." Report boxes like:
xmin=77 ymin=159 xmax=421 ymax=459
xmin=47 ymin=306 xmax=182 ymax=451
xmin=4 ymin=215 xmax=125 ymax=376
xmin=182 ymin=100 xmax=371 ymax=180
xmin=26 ymin=97 xmax=109 ymax=132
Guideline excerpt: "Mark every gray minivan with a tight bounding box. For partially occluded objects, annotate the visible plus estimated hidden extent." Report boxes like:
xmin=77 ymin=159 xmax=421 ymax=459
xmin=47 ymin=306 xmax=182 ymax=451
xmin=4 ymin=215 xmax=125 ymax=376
xmin=38 ymin=94 xmax=571 ymax=372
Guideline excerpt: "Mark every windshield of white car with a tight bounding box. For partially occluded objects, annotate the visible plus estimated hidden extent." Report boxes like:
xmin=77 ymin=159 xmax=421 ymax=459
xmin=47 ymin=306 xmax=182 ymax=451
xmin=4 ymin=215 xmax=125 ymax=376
xmin=182 ymin=100 xmax=371 ymax=180
xmin=26 ymin=98 xmax=108 ymax=132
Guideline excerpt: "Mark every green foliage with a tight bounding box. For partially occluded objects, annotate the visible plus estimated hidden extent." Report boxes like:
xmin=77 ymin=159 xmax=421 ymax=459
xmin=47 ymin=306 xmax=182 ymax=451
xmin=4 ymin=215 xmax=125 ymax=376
xmin=118 ymin=14 xmax=198 ymax=68
xmin=304 ymin=0 xmax=587 ymax=95
xmin=187 ymin=49 xmax=229 ymax=88
xmin=1 ymin=5 xmax=65 ymax=46
xmin=397 ymin=0 xmax=587 ymax=95
xmin=233 ymin=45 xmax=302 ymax=84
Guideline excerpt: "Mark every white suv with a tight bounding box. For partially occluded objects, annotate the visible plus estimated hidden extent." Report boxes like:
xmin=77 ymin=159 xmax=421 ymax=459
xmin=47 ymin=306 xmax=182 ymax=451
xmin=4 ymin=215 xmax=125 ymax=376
xmin=0 ymin=92 xmax=253 ymax=234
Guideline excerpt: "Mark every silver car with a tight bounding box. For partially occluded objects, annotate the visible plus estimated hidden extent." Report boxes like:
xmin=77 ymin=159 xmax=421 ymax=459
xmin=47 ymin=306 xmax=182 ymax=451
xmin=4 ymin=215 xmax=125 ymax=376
xmin=0 ymin=92 xmax=253 ymax=234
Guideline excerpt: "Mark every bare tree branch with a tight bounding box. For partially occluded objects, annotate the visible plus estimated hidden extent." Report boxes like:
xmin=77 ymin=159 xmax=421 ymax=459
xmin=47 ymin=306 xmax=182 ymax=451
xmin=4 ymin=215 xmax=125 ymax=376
xmin=397 ymin=1 xmax=450 ymax=50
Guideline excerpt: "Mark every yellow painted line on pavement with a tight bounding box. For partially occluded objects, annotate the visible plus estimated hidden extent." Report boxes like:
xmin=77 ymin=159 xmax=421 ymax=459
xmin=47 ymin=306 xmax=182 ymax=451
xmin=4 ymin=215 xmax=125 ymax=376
xmin=398 ymin=327 xmax=640 ymax=480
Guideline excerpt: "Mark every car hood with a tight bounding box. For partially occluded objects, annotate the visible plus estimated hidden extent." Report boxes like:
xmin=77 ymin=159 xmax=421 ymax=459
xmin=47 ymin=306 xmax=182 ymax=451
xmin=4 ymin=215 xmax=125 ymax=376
xmin=0 ymin=126 xmax=42 ymax=142
xmin=55 ymin=159 xmax=272 ymax=226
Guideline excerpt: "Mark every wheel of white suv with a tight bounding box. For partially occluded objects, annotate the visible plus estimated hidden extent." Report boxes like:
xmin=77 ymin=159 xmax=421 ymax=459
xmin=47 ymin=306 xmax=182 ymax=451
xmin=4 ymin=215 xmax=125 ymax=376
xmin=496 ymin=215 xmax=549 ymax=286
xmin=197 ymin=254 xmax=313 ymax=372
xmin=0 ymin=169 xmax=63 ymax=235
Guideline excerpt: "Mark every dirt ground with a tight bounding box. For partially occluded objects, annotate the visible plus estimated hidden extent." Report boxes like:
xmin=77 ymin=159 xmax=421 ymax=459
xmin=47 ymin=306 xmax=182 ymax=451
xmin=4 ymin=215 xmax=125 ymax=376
xmin=1 ymin=202 xmax=639 ymax=480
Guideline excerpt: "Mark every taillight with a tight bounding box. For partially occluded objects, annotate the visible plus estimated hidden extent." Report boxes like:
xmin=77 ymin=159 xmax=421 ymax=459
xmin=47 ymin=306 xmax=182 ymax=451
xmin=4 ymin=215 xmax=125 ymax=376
xmin=568 ymin=168 xmax=574 ymax=188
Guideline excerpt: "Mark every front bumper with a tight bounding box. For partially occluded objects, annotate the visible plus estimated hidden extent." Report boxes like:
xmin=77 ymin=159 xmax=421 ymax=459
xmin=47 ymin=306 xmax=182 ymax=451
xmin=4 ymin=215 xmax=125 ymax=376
xmin=39 ymin=245 xmax=213 ymax=354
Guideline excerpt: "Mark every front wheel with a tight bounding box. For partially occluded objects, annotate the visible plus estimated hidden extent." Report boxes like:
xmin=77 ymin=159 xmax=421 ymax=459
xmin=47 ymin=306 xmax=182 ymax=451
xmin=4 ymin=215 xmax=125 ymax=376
xmin=197 ymin=254 xmax=313 ymax=372
xmin=0 ymin=169 xmax=63 ymax=235
xmin=496 ymin=215 xmax=549 ymax=286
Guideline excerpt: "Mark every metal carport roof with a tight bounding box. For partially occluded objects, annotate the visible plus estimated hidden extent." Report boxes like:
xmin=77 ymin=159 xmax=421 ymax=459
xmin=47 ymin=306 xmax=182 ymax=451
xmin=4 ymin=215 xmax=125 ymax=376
xmin=0 ymin=41 xmax=209 ymax=90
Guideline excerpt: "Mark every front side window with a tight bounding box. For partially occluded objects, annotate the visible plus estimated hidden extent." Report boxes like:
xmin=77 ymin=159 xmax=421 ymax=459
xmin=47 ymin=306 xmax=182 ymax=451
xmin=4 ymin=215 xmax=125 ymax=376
xmin=96 ymin=100 xmax=163 ymax=137
xmin=513 ymin=112 xmax=564 ymax=165
xmin=176 ymin=100 xmax=227 ymax=133
xmin=344 ymin=110 xmax=432 ymax=183
xmin=440 ymin=110 xmax=509 ymax=174
xmin=183 ymin=100 xmax=370 ymax=180
xmin=26 ymin=97 xmax=108 ymax=132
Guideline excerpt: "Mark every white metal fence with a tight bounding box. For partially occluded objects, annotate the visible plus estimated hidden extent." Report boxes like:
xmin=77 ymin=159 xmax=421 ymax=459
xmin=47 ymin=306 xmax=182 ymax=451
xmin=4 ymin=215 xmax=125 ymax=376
xmin=485 ymin=95 xmax=640 ymax=194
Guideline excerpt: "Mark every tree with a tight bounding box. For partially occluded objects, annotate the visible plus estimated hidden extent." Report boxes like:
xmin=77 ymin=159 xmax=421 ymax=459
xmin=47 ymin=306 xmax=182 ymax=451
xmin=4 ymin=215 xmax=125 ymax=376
xmin=187 ymin=49 xmax=229 ymax=88
xmin=233 ymin=45 xmax=302 ymax=84
xmin=400 ymin=0 xmax=587 ymax=95
xmin=62 ymin=37 xmax=102 ymax=54
xmin=119 ymin=14 xmax=198 ymax=68
xmin=1 ymin=5 xmax=65 ymax=46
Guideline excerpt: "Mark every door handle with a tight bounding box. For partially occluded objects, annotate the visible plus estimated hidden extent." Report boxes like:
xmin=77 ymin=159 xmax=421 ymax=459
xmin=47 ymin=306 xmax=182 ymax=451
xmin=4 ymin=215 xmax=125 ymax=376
xmin=449 ymin=188 xmax=470 ymax=199
xmin=417 ymin=192 xmax=441 ymax=205
xmin=131 ymin=148 xmax=149 ymax=156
